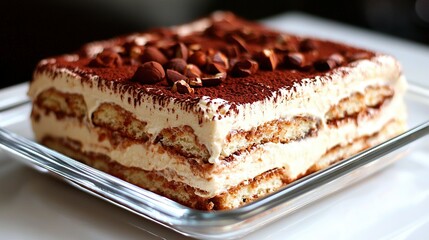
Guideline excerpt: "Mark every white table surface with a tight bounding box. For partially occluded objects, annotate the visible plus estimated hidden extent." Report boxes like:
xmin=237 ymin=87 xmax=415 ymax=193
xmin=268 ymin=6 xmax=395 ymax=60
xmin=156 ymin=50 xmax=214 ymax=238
xmin=1 ymin=12 xmax=429 ymax=240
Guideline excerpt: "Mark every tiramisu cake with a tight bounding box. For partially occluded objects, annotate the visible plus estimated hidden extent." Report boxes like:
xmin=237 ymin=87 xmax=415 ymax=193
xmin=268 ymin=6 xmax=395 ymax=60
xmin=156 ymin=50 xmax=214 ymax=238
xmin=28 ymin=12 xmax=407 ymax=210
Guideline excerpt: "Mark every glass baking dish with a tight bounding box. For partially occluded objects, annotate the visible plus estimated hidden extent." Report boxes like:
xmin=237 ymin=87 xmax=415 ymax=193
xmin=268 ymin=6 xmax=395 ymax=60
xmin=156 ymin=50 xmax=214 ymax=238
xmin=0 ymin=82 xmax=428 ymax=239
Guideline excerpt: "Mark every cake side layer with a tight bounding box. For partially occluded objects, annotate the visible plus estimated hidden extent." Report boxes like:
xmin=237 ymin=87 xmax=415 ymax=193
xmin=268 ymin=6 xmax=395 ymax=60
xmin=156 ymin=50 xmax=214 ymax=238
xmin=33 ymin=83 xmax=394 ymax=162
xmin=28 ymin=55 xmax=404 ymax=163
xmin=39 ymin=118 xmax=404 ymax=210
xmin=30 ymin=79 xmax=406 ymax=198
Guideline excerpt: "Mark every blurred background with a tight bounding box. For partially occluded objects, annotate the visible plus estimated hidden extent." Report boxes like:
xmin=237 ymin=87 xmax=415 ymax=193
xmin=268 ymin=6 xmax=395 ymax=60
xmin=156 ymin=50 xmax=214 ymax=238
xmin=1 ymin=0 xmax=428 ymax=89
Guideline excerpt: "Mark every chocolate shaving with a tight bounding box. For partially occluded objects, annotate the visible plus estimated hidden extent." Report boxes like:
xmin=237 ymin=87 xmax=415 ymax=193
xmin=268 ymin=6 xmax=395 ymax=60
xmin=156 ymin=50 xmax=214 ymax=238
xmin=206 ymin=62 xmax=227 ymax=74
xmin=210 ymin=51 xmax=229 ymax=69
xmin=314 ymin=59 xmax=337 ymax=71
xmin=173 ymin=42 xmax=188 ymax=60
xmin=187 ymin=77 xmax=203 ymax=87
xmin=172 ymin=80 xmax=194 ymax=94
xmin=184 ymin=64 xmax=202 ymax=78
xmin=255 ymin=49 xmax=279 ymax=70
xmin=314 ymin=53 xmax=346 ymax=71
xmin=166 ymin=69 xmax=187 ymax=85
xmin=285 ymin=52 xmax=305 ymax=68
xmin=226 ymin=34 xmax=249 ymax=53
xmin=201 ymin=72 xmax=226 ymax=86
xmin=220 ymin=45 xmax=240 ymax=58
xmin=231 ymin=59 xmax=258 ymax=77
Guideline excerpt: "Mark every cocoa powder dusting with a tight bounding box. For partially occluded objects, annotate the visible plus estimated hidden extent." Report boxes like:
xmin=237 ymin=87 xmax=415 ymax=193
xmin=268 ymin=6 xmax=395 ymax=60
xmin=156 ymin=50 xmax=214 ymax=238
xmin=34 ymin=12 xmax=375 ymax=107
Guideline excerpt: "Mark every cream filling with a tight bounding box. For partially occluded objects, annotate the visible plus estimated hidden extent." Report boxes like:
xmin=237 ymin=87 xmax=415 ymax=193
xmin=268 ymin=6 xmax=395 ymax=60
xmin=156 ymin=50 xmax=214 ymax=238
xmin=31 ymin=81 xmax=406 ymax=198
xmin=28 ymin=55 xmax=404 ymax=164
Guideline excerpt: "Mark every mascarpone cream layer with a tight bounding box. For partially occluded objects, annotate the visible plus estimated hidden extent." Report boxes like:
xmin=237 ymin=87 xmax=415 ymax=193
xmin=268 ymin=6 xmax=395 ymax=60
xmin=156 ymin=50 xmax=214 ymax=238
xmin=28 ymin=55 xmax=404 ymax=164
xmin=31 ymin=77 xmax=406 ymax=198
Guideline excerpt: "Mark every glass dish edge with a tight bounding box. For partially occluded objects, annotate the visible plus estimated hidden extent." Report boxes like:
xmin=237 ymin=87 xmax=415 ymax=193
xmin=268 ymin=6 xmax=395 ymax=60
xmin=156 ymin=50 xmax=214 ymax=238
xmin=0 ymin=82 xmax=428 ymax=239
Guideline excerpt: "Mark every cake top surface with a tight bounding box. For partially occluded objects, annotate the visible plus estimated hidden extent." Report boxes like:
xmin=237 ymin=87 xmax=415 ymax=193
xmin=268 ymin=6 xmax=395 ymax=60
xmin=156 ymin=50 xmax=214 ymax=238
xmin=35 ymin=11 xmax=375 ymax=105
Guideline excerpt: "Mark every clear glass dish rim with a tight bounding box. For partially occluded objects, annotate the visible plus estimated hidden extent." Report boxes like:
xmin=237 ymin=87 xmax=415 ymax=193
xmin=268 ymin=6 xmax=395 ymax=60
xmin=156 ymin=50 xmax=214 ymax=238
xmin=0 ymin=82 xmax=428 ymax=237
